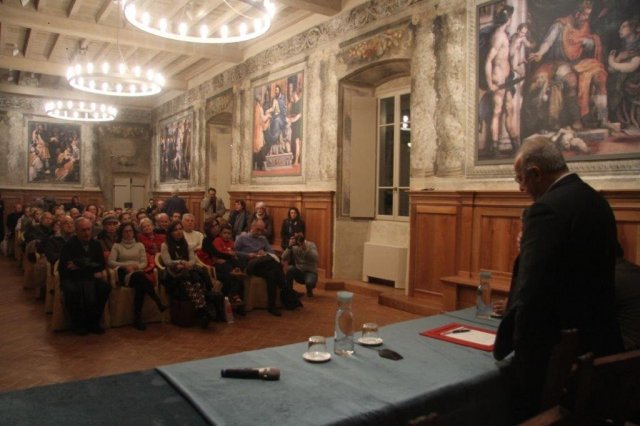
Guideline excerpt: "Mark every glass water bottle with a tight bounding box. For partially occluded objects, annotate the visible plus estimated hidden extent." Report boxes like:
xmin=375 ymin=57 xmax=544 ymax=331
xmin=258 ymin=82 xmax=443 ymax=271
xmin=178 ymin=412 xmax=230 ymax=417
xmin=476 ymin=271 xmax=492 ymax=319
xmin=334 ymin=291 xmax=355 ymax=356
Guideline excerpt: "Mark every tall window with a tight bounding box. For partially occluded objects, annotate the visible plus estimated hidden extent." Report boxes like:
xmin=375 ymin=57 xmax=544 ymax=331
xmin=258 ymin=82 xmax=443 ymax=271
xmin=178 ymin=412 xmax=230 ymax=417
xmin=377 ymin=92 xmax=410 ymax=218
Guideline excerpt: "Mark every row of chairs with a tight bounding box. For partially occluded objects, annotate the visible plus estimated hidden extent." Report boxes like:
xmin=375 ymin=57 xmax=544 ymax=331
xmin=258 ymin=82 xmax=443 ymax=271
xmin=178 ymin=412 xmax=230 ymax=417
xmin=43 ymin=252 xmax=276 ymax=331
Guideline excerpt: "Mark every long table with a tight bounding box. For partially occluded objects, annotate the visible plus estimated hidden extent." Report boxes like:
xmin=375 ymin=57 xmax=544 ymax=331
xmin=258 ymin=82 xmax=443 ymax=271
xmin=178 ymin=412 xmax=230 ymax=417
xmin=0 ymin=309 xmax=510 ymax=425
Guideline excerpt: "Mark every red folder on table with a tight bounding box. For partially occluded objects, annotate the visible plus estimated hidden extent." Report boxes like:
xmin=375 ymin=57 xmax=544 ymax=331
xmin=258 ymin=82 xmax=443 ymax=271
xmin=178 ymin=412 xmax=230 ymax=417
xmin=420 ymin=322 xmax=496 ymax=351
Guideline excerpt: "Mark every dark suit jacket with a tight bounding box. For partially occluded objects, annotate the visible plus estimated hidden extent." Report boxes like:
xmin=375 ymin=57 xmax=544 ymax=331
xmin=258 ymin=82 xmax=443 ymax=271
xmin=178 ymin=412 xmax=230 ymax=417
xmin=494 ymin=174 xmax=623 ymax=361
xmin=59 ymin=236 xmax=105 ymax=282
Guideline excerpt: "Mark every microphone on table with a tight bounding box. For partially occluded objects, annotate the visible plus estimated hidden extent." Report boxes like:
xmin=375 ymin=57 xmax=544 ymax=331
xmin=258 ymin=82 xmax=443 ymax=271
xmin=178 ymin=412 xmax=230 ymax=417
xmin=220 ymin=367 xmax=280 ymax=381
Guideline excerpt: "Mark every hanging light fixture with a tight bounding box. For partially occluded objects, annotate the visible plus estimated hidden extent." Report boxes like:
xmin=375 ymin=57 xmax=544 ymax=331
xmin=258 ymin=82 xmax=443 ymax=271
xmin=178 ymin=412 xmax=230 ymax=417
xmin=44 ymin=100 xmax=118 ymax=122
xmin=66 ymin=5 xmax=165 ymax=97
xmin=121 ymin=0 xmax=276 ymax=44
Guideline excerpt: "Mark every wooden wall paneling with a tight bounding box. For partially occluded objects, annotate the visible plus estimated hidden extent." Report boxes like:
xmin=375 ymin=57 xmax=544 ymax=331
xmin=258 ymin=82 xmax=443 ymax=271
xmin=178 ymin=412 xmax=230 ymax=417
xmin=301 ymin=192 xmax=334 ymax=278
xmin=408 ymin=195 xmax=459 ymax=306
xmin=605 ymin=191 xmax=640 ymax=264
xmin=414 ymin=190 xmax=640 ymax=312
xmin=470 ymin=207 xmax=522 ymax=275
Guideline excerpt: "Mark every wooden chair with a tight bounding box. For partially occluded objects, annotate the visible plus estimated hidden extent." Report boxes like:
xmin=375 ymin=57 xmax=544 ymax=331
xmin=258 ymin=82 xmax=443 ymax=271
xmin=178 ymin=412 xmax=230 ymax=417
xmin=572 ymin=349 xmax=640 ymax=425
xmin=44 ymin=260 xmax=56 ymax=313
xmin=154 ymin=253 xmax=171 ymax=314
xmin=22 ymin=240 xmax=38 ymax=290
xmin=243 ymin=274 xmax=281 ymax=311
xmin=14 ymin=230 xmax=24 ymax=270
xmin=49 ymin=262 xmax=111 ymax=332
xmin=518 ymin=329 xmax=579 ymax=426
xmin=106 ymin=267 xmax=164 ymax=328
xmin=194 ymin=252 xmax=223 ymax=294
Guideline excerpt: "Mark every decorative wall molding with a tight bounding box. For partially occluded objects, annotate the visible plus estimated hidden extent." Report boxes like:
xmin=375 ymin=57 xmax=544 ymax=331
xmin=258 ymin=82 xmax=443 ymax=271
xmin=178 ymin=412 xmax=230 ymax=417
xmin=0 ymin=94 xmax=152 ymax=123
xmin=154 ymin=0 xmax=426 ymax=119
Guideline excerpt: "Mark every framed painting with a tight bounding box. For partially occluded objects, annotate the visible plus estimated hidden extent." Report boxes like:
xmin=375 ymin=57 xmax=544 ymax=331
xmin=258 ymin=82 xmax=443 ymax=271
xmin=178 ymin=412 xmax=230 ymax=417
xmin=27 ymin=121 xmax=81 ymax=184
xmin=251 ymin=70 xmax=304 ymax=177
xmin=475 ymin=0 xmax=640 ymax=165
xmin=159 ymin=108 xmax=193 ymax=182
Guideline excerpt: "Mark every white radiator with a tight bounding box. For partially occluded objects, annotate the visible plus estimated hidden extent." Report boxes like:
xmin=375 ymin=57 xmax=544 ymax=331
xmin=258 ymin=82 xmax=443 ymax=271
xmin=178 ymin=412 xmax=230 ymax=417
xmin=362 ymin=242 xmax=407 ymax=288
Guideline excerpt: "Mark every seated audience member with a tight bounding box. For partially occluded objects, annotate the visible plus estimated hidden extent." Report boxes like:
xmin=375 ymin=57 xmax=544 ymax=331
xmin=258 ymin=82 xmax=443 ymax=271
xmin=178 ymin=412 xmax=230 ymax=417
xmin=156 ymin=200 xmax=166 ymax=214
xmin=96 ymin=215 xmax=118 ymax=256
xmin=85 ymin=204 xmax=98 ymax=217
xmin=58 ymin=218 xmax=111 ymax=335
xmin=64 ymin=196 xmax=84 ymax=213
xmin=137 ymin=218 xmax=165 ymax=283
xmin=118 ymin=211 xmax=133 ymax=226
xmin=280 ymin=207 xmax=305 ymax=250
xmin=228 ymin=200 xmax=249 ymax=239
xmin=135 ymin=210 xmax=147 ymax=224
xmin=201 ymin=187 xmax=226 ymax=220
xmin=40 ymin=215 xmax=75 ymax=265
xmin=108 ymin=223 xmax=167 ymax=330
xmin=206 ymin=223 xmax=243 ymax=304
xmin=161 ymin=221 xmax=216 ymax=328
xmin=170 ymin=212 xmax=182 ymax=223
xmin=69 ymin=208 xmax=81 ymax=220
xmin=249 ymin=202 xmax=274 ymax=244
xmin=234 ymin=220 xmax=287 ymax=316
xmin=182 ymin=213 xmax=203 ymax=251
xmin=24 ymin=211 xmax=54 ymax=249
xmin=282 ymin=233 xmax=319 ymax=297
xmin=615 ymin=244 xmax=640 ymax=351
xmin=154 ymin=213 xmax=170 ymax=235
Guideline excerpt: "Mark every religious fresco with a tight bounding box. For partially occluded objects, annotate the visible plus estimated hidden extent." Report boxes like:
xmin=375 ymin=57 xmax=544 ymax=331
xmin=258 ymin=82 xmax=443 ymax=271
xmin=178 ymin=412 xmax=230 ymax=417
xmin=252 ymin=71 xmax=304 ymax=177
xmin=27 ymin=121 xmax=81 ymax=183
xmin=477 ymin=0 xmax=640 ymax=163
xmin=159 ymin=109 xmax=193 ymax=182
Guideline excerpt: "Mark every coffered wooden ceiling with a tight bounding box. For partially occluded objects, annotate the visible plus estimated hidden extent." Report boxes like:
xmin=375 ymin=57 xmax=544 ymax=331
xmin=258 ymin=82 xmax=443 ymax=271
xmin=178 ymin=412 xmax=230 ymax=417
xmin=0 ymin=0 xmax=350 ymax=108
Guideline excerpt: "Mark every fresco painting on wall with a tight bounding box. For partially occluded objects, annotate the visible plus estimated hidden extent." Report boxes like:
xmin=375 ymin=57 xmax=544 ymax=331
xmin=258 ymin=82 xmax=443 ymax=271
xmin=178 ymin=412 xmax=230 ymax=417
xmin=477 ymin=0 xmax=640 ymax=163
xmin=252 ymin=71 xmax=304 ymax=176
xmin=27 ymin=121 xmax=81 ymax=183
xmin=159 ymin=109 xmax=193 ymax=182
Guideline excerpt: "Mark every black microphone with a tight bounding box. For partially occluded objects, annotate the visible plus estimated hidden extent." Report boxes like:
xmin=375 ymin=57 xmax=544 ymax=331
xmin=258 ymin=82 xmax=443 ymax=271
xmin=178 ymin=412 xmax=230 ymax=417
xmin=220 ymin=367 xmax=280 ymax=381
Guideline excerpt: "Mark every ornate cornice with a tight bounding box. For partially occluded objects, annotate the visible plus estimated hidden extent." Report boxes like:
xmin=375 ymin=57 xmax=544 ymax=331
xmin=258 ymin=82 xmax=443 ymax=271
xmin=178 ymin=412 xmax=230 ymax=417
xmin=154 ymin=0 xmax=426 ymax=117
xmin=0 ymin=93 xmax=152 ymax=123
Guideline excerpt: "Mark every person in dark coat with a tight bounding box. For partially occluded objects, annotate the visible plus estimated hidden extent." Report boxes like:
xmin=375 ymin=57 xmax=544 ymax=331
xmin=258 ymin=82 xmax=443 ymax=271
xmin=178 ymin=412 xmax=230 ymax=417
xmin=163 ymin=191 xmax=188 ymax=218
xmin=58 ymin=217 xmax=111 ymax=335
xmin=494 ymin=137 xmax=623 ymax=421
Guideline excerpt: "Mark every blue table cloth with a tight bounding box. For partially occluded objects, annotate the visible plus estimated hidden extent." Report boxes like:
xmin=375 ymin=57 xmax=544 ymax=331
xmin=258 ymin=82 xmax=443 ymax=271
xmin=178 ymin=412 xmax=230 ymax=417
xmin=157 ymin=310 xmax=510 ymax=425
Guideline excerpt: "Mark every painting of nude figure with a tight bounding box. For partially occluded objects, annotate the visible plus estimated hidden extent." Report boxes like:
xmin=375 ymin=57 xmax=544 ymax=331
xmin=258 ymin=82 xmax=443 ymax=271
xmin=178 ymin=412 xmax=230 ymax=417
xmin=27 ymin=121 xmax=81 ymax=184
xmin=477 ymin=0 xmax=640 ymax=163
xmin=252 ymin=71 xmax=304 ymax=177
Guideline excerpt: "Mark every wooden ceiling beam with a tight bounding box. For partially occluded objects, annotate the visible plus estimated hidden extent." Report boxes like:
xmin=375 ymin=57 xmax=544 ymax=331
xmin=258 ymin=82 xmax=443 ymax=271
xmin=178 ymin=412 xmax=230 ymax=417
xmin=277 ymin=0 xmax=341 ymax=16
xmin=95 ymin=0 xmax=115 ymax=24
xmin=47 ymin=33 xmax=62 ymax=60
xmin=67 ymin=0 xmax=83 ymax=18
xmin=22 ymin=28 xmax=35 ymax=58
xmin=0 ymin=54 xmax=188 ymax=91
xmin=162 ymin=55 xmax=202 ymax=78
xmin=0 ymin=4 xmax=243 ymax=62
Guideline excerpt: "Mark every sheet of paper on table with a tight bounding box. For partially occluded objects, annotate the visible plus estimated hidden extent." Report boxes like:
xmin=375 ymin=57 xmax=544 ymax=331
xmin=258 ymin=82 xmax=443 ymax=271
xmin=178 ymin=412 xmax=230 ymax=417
xmin=444 ymin=329 xmax=496 ymax=346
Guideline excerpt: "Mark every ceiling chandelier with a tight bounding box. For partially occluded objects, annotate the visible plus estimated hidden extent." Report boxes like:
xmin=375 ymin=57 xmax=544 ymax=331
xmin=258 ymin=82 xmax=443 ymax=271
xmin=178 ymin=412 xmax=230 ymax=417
xmin=121 ymin=0 xmax=276 ymax=44
xmin=44 ymin=100 xmax=118 ymax=122
xmin=65 ymin=5 xmax=165 ymax=97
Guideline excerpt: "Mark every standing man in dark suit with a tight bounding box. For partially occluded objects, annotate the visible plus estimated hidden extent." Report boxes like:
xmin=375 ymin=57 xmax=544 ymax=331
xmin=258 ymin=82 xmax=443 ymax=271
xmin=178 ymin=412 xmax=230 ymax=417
xmin=494 ymin=137 xmax=623 ymax=421
xmin=164 ymin=191 xmax=188 ymax=218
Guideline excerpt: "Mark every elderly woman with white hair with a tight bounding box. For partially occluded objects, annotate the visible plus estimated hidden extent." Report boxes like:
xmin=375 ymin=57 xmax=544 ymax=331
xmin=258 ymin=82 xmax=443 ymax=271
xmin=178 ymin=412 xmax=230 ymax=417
xmin=249 ymin=201 xmax=274 ymax=244
xmin=181 ymin=213 xmax=203 ymax=251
